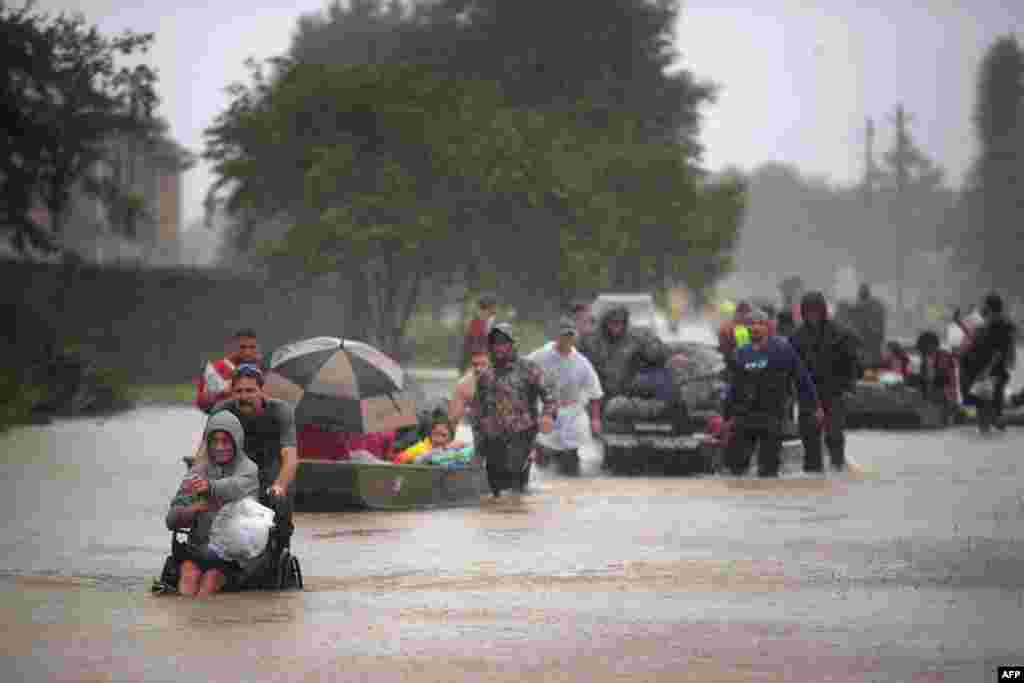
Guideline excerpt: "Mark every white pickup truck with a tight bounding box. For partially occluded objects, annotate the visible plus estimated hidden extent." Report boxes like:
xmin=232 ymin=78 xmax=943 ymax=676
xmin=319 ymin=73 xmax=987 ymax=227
xmin=584 ymin=293 xmax=723 ymax=475
xmin=590 ymin=293 xmax=667 ymax=336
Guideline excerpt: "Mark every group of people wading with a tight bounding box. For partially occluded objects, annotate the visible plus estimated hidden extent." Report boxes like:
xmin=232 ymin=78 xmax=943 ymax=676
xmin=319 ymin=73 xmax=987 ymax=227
xmin=718 ymin=286 xmax=1020 ymax=480
xmin=717 ymin=292 xmax=860 ymax=476
xmin=168 ymin=284 xmax=1020 ymax=591
xmin=456 ymin=290 xmax=865 ymax=486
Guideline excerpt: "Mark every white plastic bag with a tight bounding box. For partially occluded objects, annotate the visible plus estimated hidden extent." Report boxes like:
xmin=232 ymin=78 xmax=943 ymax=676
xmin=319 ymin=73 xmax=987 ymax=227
xmin=208 ymin=498 xmax=276 ymax=561
xmin=970 ymin=352 xmax=1003 ymax=402
xmin=971 ymin=376 xmax=996 ymax=401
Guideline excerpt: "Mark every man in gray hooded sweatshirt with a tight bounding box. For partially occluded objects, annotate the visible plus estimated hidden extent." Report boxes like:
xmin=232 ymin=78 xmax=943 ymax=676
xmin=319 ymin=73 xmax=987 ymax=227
xmin=167 ymin=410 xmax=260 ymax=597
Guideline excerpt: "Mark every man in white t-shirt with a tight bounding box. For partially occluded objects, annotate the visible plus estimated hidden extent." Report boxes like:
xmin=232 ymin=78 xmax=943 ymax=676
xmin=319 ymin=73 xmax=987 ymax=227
xmin=525 ymin=317 xmax=603 ymax=475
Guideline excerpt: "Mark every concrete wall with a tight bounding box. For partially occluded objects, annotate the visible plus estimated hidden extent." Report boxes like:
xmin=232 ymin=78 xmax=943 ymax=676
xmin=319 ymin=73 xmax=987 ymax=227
xmin=3 ymin=260 xmax=367 ymax=385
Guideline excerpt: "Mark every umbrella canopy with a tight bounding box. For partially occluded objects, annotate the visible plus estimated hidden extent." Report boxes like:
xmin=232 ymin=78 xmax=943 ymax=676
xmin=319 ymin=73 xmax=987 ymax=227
xmin=264 ymin=337 xmax=417 ymax=433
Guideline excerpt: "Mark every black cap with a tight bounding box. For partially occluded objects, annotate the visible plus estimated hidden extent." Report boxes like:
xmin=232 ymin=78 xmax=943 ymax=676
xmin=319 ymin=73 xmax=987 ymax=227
xmin=488 ymin=322 xmax=516 ymax=345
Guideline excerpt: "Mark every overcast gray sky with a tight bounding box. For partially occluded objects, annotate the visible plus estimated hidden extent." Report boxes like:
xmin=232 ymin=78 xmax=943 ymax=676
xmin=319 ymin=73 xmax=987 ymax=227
xmin=32 ymin=1 xmax=1024 ymax=225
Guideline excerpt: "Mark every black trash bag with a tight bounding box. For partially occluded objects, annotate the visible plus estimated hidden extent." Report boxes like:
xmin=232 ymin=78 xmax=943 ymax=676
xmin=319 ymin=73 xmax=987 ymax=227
xmin=627 ymin=366 xmax=680 ymax=402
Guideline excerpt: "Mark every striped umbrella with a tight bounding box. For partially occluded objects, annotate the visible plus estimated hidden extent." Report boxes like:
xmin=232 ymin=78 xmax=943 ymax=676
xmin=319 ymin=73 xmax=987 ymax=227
xmin=264 ymin=337 xmax=417 ymax=433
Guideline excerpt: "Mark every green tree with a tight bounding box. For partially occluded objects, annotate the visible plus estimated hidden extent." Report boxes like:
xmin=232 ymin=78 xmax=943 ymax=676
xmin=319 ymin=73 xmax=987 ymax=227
xmin=968 ymin=35 xmax=1024 ymax=295
xmin=0 ymin=2 xmax=163 ymax=252
xmin=290 ymin=0 xmax=412 ymax=66
xmin=205 ymin=60 xmax=739 ymax=351
xmin=276 ymin=0 xmax=720 ymax=307
xmin=873 ymin=104 xmax=956 ymax=261
xmin=1 ymin=1 xmax=61 ymax=252
xmin=206 ymin=62 xmax=542 ymax=352
xmin=879 ymin=105 xmax=944 ymax=196
xmin=408 ymin=0 xmax=711 ymax=143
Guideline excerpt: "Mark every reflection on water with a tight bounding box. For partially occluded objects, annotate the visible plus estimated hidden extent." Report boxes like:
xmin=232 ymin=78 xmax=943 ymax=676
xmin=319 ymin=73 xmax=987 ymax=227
xmin=2 ymin=399 xmax=1024 ymax=682
xmin=0 ymin=400 xmax=1022 ymax=594
xmin=2 ymin=331 xmax=1023 ymax=680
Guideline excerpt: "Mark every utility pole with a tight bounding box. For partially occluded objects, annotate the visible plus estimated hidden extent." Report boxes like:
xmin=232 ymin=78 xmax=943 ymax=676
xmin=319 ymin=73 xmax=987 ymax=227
xmin=862 ymin=116 xmax=876 ymax=206
xmin=889 ymin=104 xmax=913 ymax=196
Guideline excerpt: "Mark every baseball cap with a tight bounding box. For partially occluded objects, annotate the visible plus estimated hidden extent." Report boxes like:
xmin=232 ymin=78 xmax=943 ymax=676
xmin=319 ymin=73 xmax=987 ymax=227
xmin=558 ymin=316 xmax=577 ymax=337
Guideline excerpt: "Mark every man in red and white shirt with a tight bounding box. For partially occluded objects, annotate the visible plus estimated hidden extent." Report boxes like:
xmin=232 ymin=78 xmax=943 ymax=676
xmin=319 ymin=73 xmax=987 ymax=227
xmin=461 ymin=294 xmax=497 ymax=373
xmin=196 ymin=329 xmax=262 ymax=414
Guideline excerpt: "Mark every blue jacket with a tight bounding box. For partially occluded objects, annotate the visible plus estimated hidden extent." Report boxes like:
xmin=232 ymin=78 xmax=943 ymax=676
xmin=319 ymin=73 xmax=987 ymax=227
xmin=725 ymin=336 xmax=818 ymax=423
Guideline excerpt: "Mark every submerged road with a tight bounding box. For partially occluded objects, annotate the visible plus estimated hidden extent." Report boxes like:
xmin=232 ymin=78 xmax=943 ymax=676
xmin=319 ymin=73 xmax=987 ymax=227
xmin=1 ymin=396 xmax=1022 ymax=681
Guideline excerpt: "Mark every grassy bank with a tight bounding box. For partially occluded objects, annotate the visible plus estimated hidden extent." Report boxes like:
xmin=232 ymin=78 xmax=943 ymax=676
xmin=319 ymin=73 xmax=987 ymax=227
xmin=402 ymin=312 xmax=548 ymax=369
xmin=0 ymin=369 xmax=47 ymax=433
xmin=124 ymin=383 xmax=196 ymax=406
xmin=0 ymin=358 xmax=183 ymax=432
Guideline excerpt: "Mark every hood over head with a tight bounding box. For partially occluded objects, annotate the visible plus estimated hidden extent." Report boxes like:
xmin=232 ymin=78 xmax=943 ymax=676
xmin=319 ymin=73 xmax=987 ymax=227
xmin=916 ymin=331 xmax=941 ymax=354
xmin=982 ymin=292 xmax=1004 ymax=318
xmin=556 ymin=315 xmax=578 ymax=338
xmin=203 ymin=410 xmax=246 ymax=458
xmin=800 ymin=291 xmax=829 ymax=320
xmin=598 ymin=305 xmax=630 ymax=333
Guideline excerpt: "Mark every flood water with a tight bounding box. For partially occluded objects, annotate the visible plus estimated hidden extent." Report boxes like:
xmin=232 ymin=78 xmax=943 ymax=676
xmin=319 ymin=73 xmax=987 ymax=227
xmin=2 ymin=382 xmax=1023 ymax=681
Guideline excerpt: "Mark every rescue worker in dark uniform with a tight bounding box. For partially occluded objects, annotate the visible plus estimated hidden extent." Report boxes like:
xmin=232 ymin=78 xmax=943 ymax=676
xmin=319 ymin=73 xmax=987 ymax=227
xmin=790 ymin=291 xmax=863 ymax=472
xmin=723 ymin=310 xmax=821 ymax=477
xmin=960 ymin=292 xmax=1017 ymax=432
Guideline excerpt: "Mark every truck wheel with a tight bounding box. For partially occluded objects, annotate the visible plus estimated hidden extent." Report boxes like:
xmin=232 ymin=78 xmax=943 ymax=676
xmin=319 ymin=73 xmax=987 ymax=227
xmin=603 ymin=446 xmax=621 ymax=473
xmin=519 ymin=460 xmax=533 ymax=491
xmin=558 ymin=449 xmax=581 ymax=476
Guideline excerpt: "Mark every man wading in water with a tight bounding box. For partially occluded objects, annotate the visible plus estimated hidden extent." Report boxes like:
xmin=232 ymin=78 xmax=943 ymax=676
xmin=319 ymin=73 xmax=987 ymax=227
xmin=526 ymin=316 xmax=603 ymax=475
xmin=471 ymin=323 xmax=557 ymax=497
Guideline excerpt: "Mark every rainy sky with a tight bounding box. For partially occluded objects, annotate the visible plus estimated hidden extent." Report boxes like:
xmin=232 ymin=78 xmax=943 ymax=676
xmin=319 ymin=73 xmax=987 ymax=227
xmin=29 ymin=0 xmax=1024 ymax=225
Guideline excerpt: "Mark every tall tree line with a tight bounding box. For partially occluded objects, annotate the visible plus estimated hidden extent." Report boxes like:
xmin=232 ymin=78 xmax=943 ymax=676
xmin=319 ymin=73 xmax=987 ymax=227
xmin=965 ymin=34 xmax=1024 ymax=299
xmin=736 ymin=28 xmax=1024 ymax=317
xmin=1 ymin=2 xmax=182 ymax=255
xmin=205 ymin=0 xmax=746 ymax=353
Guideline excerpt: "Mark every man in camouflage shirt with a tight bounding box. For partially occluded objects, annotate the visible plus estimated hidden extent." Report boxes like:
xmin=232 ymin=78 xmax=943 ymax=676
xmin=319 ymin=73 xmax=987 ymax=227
xmin=472 ymin=323 xmax=557 ymax=497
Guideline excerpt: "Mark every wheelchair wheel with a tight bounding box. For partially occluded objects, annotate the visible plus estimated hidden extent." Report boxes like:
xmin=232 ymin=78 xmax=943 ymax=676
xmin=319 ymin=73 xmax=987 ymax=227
xmin=557 ymin=450 xmax=581 ymax=476
xmin=519 ymin=460 xmax=532 ymax=492
xmin=274 ymin=551 xmax=290 ymax=590
xmin=274 ymin=551 xmax=303 ymax=590
xmin=153 ymin=555 xmax=180 ymax=594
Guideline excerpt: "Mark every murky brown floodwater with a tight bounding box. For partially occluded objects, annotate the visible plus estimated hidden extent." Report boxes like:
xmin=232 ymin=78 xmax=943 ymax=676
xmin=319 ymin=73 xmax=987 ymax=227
xmin=2 ymin=376 xmax=1024 ymax=681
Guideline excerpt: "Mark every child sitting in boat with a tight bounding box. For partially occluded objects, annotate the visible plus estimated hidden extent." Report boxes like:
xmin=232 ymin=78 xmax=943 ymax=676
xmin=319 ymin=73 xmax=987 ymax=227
xmin=392 ymin=417 xmax=474 ymax=467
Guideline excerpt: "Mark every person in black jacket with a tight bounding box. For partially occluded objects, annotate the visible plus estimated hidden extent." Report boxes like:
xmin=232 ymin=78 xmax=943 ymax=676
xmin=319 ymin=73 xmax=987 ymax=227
xmin=723 ymin=311 xmax=821 ymax=477
xmin=960 ymin=292 xmax=1017 ymax=432
xmin=790 ymin=291 xmax=863 ymax=472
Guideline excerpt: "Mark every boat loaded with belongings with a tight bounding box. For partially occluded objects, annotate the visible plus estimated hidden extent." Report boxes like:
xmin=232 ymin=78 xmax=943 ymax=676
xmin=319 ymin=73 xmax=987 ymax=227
xmin=845 ymin=376 xmax=954 ymax=429
xmin=844 ymin=340 xmax=962 ymax=430
xmin=262 ymin=337 xmax=489 ymax=511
